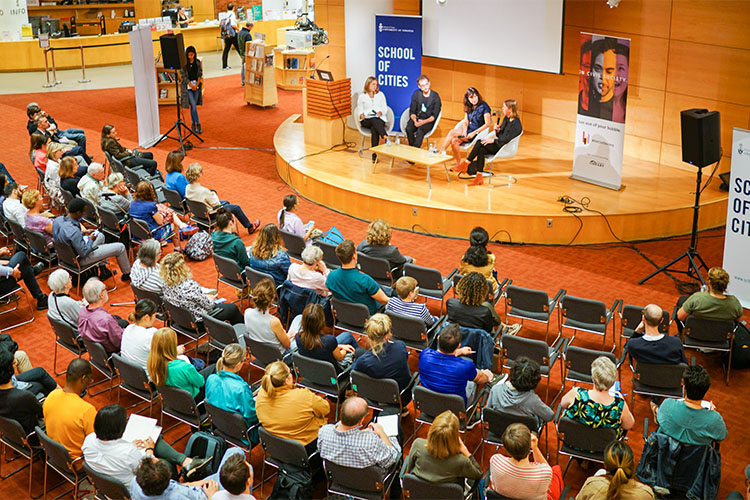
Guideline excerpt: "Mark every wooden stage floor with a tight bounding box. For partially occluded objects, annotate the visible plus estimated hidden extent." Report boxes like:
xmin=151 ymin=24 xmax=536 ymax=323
xmin=274 ymin=114 xmax=728 ymax=244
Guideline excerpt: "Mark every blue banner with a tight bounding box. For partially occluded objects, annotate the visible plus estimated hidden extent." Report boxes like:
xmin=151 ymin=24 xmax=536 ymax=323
xmin=375 ymin=15 xmax=422 ymax=133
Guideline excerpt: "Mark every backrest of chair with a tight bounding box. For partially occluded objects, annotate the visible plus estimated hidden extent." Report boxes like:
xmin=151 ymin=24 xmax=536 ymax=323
xmin=399 ymin=107 xmax=410 ymax=134
xmin=245 ymin=335 xmax=283 ymax=367
xmin=331 ymin=298 xmax=370 ymax=328
xmin=82 ymin=461 xmax=130 ymax=500
xmin=313 ymin=240 xmax=340 ymax=269
xmin=163 ymin=187 xmax=184 ymax=212
xmin=622 ymin=304 xmax=670 ymax=334
xmin=112 ymin=353 xmax=150 ymax=391
xmin=413 ymin=385 xmax=465 ymax=420
xmin=60 ymin=188 xmax=74 ymax=208
xmin=157 ymin=385 xmax=199 ymax=418
xmin=205 ymin=402 xmax=249 ymax=444
xmin=357 ymin=252 xmax=393 ymax=283
xmin=557 ymin=416 xmax=616 ymax=453
xmin=496 ymin=130 xmax=522 ymax=158
xmin=164 ymin=301 xmax=196 ymax=331
xmin=502 ymin=335 xmax=550 ymax=366
xmin=244 ymin=266 xmax=276 ymax=289
xmin=404 ymin=263 xmax=443 ymax=292
xmin=385 ymin=106 xmax=396 ymax=134
xmin=483 ymin=407 xmax=539 ymax=439
xmin=325 ymin=460 xmax=385 ymax=493
xmin=566 ymin=346 xmax=616 ymax=376
xmin=684 ymin=316 xmax=735 ymax=343
xmin=128 ymin=218 xmax=152 ymax=241
xmin=48 ymin=316 xmax=82 ymax=352
xmin=351 ymin=370 xmax=400 ymax=408
xmin=105 ymin=152 xmax=125 ymax=176
xmin=53 ymin=240 xmax=79 ymax=267
xmin=82 ymin=198 xmax=99 ymax=224
xmin=185 ymin=198 xmax=211 ymax=219
xmin=402 ymin=473 xmax=463 ymax=500
xmin=202 ymin=314 xmax=238 ymax=348
xmin=124 ymin=167 xmax=143 ymax=187
xmin=131 ymin=285 xmax=163 ymax=309
xmin=279 ymin=229 xmax=306 ymax=259
xmin=258 ymin=426 xmax=310 ymax=468
xmin=213 ymin=253 xmax=244 ymax=284
xmin=36 ymin=426 xmax=73 ymax=473
xmin=0 ymin=415 xmax=30 ymax=449
xmin=81 ymin=338 xmax=112 ymax=376
xmin=97 ymin=206 xmax=121 ymax=232
xmin=25 ymin=228 xmax=52 ymax=256
xmin=635 ymin=362 xmax=687 ymax=389
xmin=505 ymin=285 xmax=550 ymax=313
xmin=292 ymin=352 xmax=338 ymax=388
xmin=8 ymin=219 xmax=27 ymax=245
xmin=561 ymin=295 xmax=607 ymax=324
xmin=386 ymin=310 xmax=428 ymax=344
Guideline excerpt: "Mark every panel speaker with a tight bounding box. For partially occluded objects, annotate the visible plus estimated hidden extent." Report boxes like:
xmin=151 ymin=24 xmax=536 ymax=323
xmin=159 ymin=33 xmax=186 ymax=70
xmin=680 ymin=108 xmax=721 ymax=168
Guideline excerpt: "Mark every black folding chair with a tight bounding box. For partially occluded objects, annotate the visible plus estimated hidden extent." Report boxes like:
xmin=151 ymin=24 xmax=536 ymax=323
xmin=682 ymin=316 xmax=735 ymax=385
xmin=163 ymin=187 xmax=188 ymax=218
xmin=7 ymin=219 xmax=29 ymax=253
xmin=357 ymin=252 xmax=396 ymax=291
xmin=480 ymin=406 xmax=547 ymax=462
xmin=35 ymin=426 xmax=86 ymax=500
xmin=213 ymin=253 xmax=248 ymax=308
xmin=504 ymin=285 xmax=566 ymax=344
xmin=24 ymin=228 xmax=57 ymax=275
xmin=331 ymin=297 xmax=370 ymax=339
xmin=258 ymin=426 xmax=318 ymax=492
xmin=279 ymin=229 xmax=306 ymax=262
xmin=81 ymin=461 xmax=130 ymax=500
xmin=156 ymin=385 xmax=208 ymax=444
xmin=619 ymin=303 xmax=670 ymax=351
xmin=403 ymin=263 xmax=457 ymax=312
xmin=351 ymin=369 xmax=415 ymax=416
xmin=0 ymin=416 xmax=43 ymax=499
xmin=184 ymin=198 xmax=219 ymax=232
xmin=292 ymin=352 xmax=350 ymax=420
xmin=554 ymin=404 xmax=618 ymax=477
xmin=163 ymin=301 xmax=204 ymax=350
xmin=560 ymin=295 xmax=621 ymax=352
xmin=629 ymin=361 xmax=687 ymax=407
xmin=205 ymin=401 xmax=259 ymax=451
xmin=562 ymin=344 xmax=618 ymax=390
xmin=202 ymin=313 xmax=245 ymax=351
xmin=411 ymin=385 xmax=483 ymax=445
xmin=111 ymin=353 xmax=158 ymax=417
xmin=401 ymin=473 xmax=467 ymax=500
xmin=80 ymin=338 xmax=117 ymax=398
xmin=47 ymin=316 xmax=85 ymax=375
xmin=325 ymin=460 xmax=398 ymax=500
xmin=0 ymin=285 xmax=35 ymax=334
xmin=386 ymin=310 xmax=444 ymax=354
xmin=54 ymin=239 xmax=116 ymax=296
xmin=501 ymin=334 xmax=566 ymax=404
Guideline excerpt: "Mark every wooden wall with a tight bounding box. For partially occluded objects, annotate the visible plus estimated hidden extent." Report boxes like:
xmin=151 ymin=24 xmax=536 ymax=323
xmin=389 ymin=0 xmax=750 ymax=172
xmin=311 ymin=0 xmax=345 ymax=81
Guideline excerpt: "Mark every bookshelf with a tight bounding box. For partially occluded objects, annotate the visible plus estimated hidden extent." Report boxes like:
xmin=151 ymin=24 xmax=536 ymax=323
xmin=245 ymin=41 xmax=278 ymax=108
xmin=156 ymin=65 xmax=180 ymax=106
xmin=274 ymin=48 xmax=315 ymax=91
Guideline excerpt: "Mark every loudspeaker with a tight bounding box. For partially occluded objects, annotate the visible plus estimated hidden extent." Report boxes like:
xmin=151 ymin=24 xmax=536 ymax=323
xmin=159 ymin=33 xmax=186 ymax=70
xmin=680 ymin=108 xmax=721 ymax=168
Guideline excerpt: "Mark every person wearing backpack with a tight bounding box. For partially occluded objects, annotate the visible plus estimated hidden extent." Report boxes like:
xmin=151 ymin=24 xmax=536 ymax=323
xmin=237 ymin=20 xmax=253 ymax=87
xmin=220 ymin=4 xmax=240 ymax=71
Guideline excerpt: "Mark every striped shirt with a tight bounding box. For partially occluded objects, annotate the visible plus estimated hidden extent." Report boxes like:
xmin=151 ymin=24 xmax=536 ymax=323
xmin=385 ymin=296 xmax=435 ymax=326
xmin=489 ymin=454 xmax=552 ymax=500
xmin=130 ymin=260 xmax=164 ymax=294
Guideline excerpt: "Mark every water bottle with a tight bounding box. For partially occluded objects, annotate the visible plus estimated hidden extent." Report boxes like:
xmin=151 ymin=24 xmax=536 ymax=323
xmin=395 ymin=136 xmax=400 ymax=145
xmin=386 ymin=136 xmax=392 ymax=146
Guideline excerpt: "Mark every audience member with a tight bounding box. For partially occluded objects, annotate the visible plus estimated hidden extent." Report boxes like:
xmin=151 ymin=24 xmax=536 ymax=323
xmin=459 ymin=227 xmax=499 ymax=291
xmin=165 ymin=150 xmax=189 ymax=198
xmin=326 ymin=239 xmax=389 ymax=315
xmin=78 ymin=278 xmax=127 ymax=354
xmin=626 ymin=304 xmax=687 ymax=365
xmin=211 ymin=208 xmax=250 ymax=269
xmin=287 ymin=244 xmax=330 ymax=296
xmin=205 ymin=344 xmax=259 ymax=445
xmin=255 ymin=361 xmax=330 ymax=455
xmin=404 ymin=410 xmax=483 ymax=488
xmin=0 ymin=246 xmax=47 ymax=310
xmin=245 ymin=279 xmax=295 ymax=357
xmin=101 ymin=124 xmax=160 ymax=177
xmin=3 ymin=182 xmax=27 ymax=227
xmin=278 ymin=194 xmax=315 ymax=244
xmin=41 ymin=142 xmax=66 ymax=176
xmin=296 ymin=303 xmax=365 ymax=373
xmin=26 ymin=103 xmax=87 ymax=147
xmin=385 ymin=276 xmax=436 ymax=327
xmin=47 ymin=269 xmax=84 ymax=330
xmin=725 ymin=465 xmax=750 ymax=500
xmin=99 ymin=173 xmax=132 ymax=219
xmin=160 ymin=252 xmax=243 ymax=325
xmin=52 ymin=198 xmax=131 ymax=281
xmin=248 ymin=224 xmax=291 ymax=287
xmin=652 ymin=364 xmax=727 ymax=446
xmin=42 ymin=358 xmax=96 ymax=458
xmin=352 ymin=313 xmax=413 ymax=409
xmin=215 ymin=453 xmax=256 ymax=500
xmin=418 ymin=324 xmax=492 ymax=404
xmin=676 ymin=267 xmax=743 ymax=331
xmin=487 ymin=356 xmax=554 ymax=426
xmin=148 ymin=328 xmax=212 ymax=402
xmin=576 ymin=440 xmax=654 ymax=500
xmin=131 ymin=239 xmax=165 ymax=294
xmin=130 ymin=456 xmax=219 ymax=500
xmin=121 ymin=299 xmax=159 ymax=373
xmin=22 ymin=189 xmax=54 ymax=247
xmin=30 ymin=131 xmax=51 ymax=171
xmin=356 ymin=218 xmax=413 ymax=274
xmin=405 ymin=74 xmax=441 ymax=149
xmin=489 ymin=423 xmax=563 ymax=500
xmin=0 ymin=349 xmax=44 ymax=436
xmin=447 ymin=272 xmax=514 ymax=334
xmin=130 ymin=180 xmax=184 ymax=251
xmin=561 ymin=356 xmax=634 ymax=441
xmin=78 ymin=162 xmax=106 ymax=206
xmin=59 ymin=156 xmax=82 ymax=196
xmin=33 ymin=114 xmax=90 ymax=162
xmin=0 ymin=340 xmax=57 ymax=399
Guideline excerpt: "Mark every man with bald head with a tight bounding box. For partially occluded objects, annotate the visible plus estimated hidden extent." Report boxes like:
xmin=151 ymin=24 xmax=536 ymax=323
xmin=626 ymin=304 xmax=687 ymax=365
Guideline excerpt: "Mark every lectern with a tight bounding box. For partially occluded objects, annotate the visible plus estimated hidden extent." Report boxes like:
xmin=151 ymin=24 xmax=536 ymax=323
xmin=303 ymin=77 xmax=351 ymax=148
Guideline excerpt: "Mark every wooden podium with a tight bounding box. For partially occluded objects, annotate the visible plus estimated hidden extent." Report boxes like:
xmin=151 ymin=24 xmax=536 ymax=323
xmin=303 ymin=78 xmax=351 ymax=148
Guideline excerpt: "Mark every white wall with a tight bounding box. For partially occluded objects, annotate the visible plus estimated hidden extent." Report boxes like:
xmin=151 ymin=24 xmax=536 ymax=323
xmin=344 ymin=0 xmax=393 ymax=98
xmin=0 ymin=0 xmax=29 ymax=41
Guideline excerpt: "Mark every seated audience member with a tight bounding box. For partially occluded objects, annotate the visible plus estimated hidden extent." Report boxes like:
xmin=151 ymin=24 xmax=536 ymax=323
xmin=561 ymin=356 xmax=634 ymax=441
xmin=489 ymin=423 xmax=563 ymax=500
xmin=130 ymin=180 xmax=185 ymax=251
xmin=385 ymin=276 xmax=436 ymax=327
xmin=0 ymin=342 xmax=57 ymax=398
xmin=99 ymin=173 xmax=132 ymax=219
xmin=576 ymin=440 xmax=654 ymax=500
xmin=351 ymin=313 xmax=412 ymax=408
xmin=184 ymin=163 xmax=259 ymax=235
xmin=78 ymin=278 xmax=127 ymax=354
xmin=23 ymin=189 xmax=54 ymax=247
xmin=39 ymin=141 xmax=66 ymax=174
xmin=43 ymin=358 xmax=96 ymax=458
xmin=255 ymin=361 xmax=330 ymax=454
xmin=0 ymin=349 xmax=44 ymax=436
xmin=131 ymin=239 xmax=165 ymax=294
xmin=215 ymin=453 xmax=256 ymax=500
xmin=205 ymin=344 xmax=259 ymax=444
xmin=278 ymin=194 xmax=316 ymax=244
xmin=3 ymin=182 xmax=27 ymax=227
xmin=53 ymin=198 xmax=132 ymax=281
xmin=26 ymin=103 xmax=87 ymax=148
xmin=47 ymin=269 xmax=84 ymax=329
xmin=487 ymin=357 xmax=554 ymax=426
xmin=30 ymin=131 xmax=52 ymax=171
xmin=326 ymin=239 xmax=389 ymax=315
xmin=101 ymin=124 xmax=160 ymax=178
xmin=82 ymin=404 xmax=210 ymax=491
xmin=245 ymin=279 xmax=295 ymax=356
xmin=286 ymin=244 xmax=330 ymax=296
xmin=130 ymin=456 xmax=219 ymax=500
xmin=356 ymin=218 xmax=413 ymax=275
xmin=725 ymin=465 xmax=750 ymax=500
xmin=211 ymin=208 xmax=250 ymax=269
xmin=626 ymin=304 xmax=687 ymax=365
xmin=148 ymin=328 xmax=212 ymax=402
xmin=165 ymin=150 xmax=188 ymax=198
xmin=676 ymin=267 xmax=743 ymax=331
xmin=296 ymin=303 xmax=365 ymax=373
xmin=77 ymin=162 xmax=106 ymax=206
xmin=405 ymin=410 xmax=483 ymax=488
xmin=33 ymin=114 xmax=90 ymax=163
xmin=0 ymin=246 xmax=47 ymax=310
xmin=160 ymin=251 xmax=243 ymax=325
xmin=418 ymin=324 xmax=492 ymax=404
xmin=59 ymin=156 xmax=83 ymax=196
xmin=405 ymin=74 xmax=441 ymax=149
xmin=248 ymin=224 xmax=291 ymax=287
xmin=652 ymin=364 xmax=727 ymax=446
xmin=318 ymin=396 xmax=401 ymax=473
xmin=121 ymin=299 xmax=159 ymax=373
xmin=459 ymin=227 xmax=499 ymax=291
xmin=447 ymin=272 xmax=518 ymax=334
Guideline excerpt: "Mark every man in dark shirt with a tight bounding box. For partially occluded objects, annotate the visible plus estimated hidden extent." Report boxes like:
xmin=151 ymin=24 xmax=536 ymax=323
xmin=626 ymin=304 xmax=687 ymax=365
xmin=237 ymin=20 xmax=253 ymax=87
xmin=405 ymin=75 xmax=442 ymax=148
xmin=0 ymin=349 xmax=44 ymax=436
xmin=26 ymin=102 xmax=87 ymax=150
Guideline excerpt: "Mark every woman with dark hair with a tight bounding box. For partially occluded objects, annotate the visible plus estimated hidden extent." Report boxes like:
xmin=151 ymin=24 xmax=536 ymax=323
xmin=295 ymin=303 xmax=365 ymax=373
xmin=459 ymin=226 xmax=498 ymax=291
xmin=100 ymin=124 xmax=160 ymax=177
xmin=181 ymin=45 xmax=203 ymax=134
xmin=357 ymin=76 xmax=389 ymax=163
xmin=129 ymin=180 xmax=185 ymax=251
xmin=440 ymin=87 xmax=491 ymax=168
xmin=487 ymin=357 xmax=554 ymax=426
xmin=576 ymin=441 xmax=654 ymax=499
xmin=58 ymin=156 xmax=82 ymax=196
xmin=120 ymin=299 xmax=160 ymax=373
xmin=211 ymin=207 xmax=250 ymax=269
xmin=446 ymin=272 xmax=509 ymax=334
xmin=278 ymin=194 xmax=315 ymax=243
xmin=249 ymin=223 xmax=291 ymax=287
xmin=164 ymin=150 xmax=188 ymax=198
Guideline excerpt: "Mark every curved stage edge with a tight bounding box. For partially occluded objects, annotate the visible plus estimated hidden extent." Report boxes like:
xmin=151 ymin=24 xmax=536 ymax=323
xmin=273 ymin=114 xmax=727 ymax=245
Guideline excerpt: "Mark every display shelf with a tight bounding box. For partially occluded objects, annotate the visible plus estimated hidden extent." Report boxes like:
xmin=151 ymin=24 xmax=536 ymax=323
xmin=245 ymin=41 xmax=278 ymax=108
xmin=156 ymin=65 xmax=180 ymax=105
xmin=273 ymin=47 xmax=314 ymax=91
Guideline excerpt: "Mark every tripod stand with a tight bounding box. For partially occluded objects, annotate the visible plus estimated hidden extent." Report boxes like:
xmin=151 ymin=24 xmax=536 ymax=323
xmin=639 ymin=165 xmax=710 ymax=286
xmin=157 ymin=70 xmax=203 ymax=154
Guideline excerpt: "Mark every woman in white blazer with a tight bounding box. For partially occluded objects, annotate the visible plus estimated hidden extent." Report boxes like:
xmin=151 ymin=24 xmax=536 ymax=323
xmin=357 ymin=76 xmax=389 ymax=163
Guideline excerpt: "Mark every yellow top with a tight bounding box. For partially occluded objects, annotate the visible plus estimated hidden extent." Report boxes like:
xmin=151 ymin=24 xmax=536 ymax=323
xmin=42 ymin=389 xmax=97 ymax=458
xmin=255 ymin=384 xmax=330 ymax=445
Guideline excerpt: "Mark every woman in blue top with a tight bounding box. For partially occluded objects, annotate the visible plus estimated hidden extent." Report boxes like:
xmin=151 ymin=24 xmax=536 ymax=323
xmin=129 ymin=181 xmax=184 ymax=252
xmin=164 ymin=150 xmax=189 ymax=199
xmin=205 ymin=343 xmax=259 ymax=445
xmin=248 ymin=223 xmax=291 ymax=287
xmin=440 ymin=87 xmax=491 ymax=168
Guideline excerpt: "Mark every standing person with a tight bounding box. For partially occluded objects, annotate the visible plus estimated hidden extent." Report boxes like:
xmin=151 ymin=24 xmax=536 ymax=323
xmin=220 ymin=4 xmax=240 ymax=71
xmin=237 ymin=21 xmax=254 ymax=87
xmin=405 ymin=75 xmax=441 ymax=149
xmin=440 ymin=87 xmax=491 ymax=168
xmin=357 ymin=76 xmax=389 ymax=163
xmin=182 ymin=46 xmax=204 ymax=134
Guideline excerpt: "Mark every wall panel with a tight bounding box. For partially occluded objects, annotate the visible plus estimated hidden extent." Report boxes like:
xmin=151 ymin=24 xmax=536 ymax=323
xmin=670 ymin=1 xmax=750 ymax=50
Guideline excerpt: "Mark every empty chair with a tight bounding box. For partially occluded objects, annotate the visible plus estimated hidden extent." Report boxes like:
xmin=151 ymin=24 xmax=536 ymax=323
xmin=401 ymin=472 xmax=467 ymax=500
xmin=257 ymin=426 xmax=318 ymax=492
xmin=205 ymin=401 xmax=258 ymax=451
xmin=245 ymin=335 xmax=285 ymax=373
xmin=331 ymin=298 xmax=370 ymax=338
xmin=0 ymin=416 xmax=43 ymax=498
xmin=244 ymin=266 xmax=277 ymax=291
xmin=357 ymin=252 xmax=396 ymax=291
xmin=213 ymin=253 xmax=248 ymax=308
xmin=560 ymin=295 xmax=621 ymax=351
xmin=325 ymin=460 xmax=398 ymax=500
xmin=554 ymin=406 xmax=618 ymax=477
xmin=81 ymin=461 xmax=130 ymax=500
xmin=36 ymin=425 xmax=86 ymax=500
xmin=279 ymin=228 xmax=306 ymax=262
xmin=48 ymin=315 xmax=85 ymax=375
xmin=313 ymin=239 xmax=341 ymax=270
xmin=202 ymin=313 xmax=245 ymax=351
xmin=412 ymin=385 xmax=482 ymax=439
xmin=80 ymin=338 xmax=117 ymax=398
xmin=403 ymin=263 xmax=457 ymax=312
xmin=111 ymin=353 xmax=158 ymax=416
xmin=504 ymin=285 xmax=565 ymax=344
xmin=0 ymin=284 xmax=35 ymax=334
xmin=629 ymin=361 xmax=687 ymax=408
xmin=7 ymin=219 xmax=29 ymax=253
xmin=500 ymin=334 xmax=566 ymax=403
xmin=386 ymin=310 xmax=443 ymax=354
xmin=562 ymin=344 xmax=618 ymax=389
xmin=682 ymin=316 xmax=735 ymax=384
xmin=292 ymin=352 xmax=350 ymax=420
xmin=128 ymin=218 xmax=172 ymax=251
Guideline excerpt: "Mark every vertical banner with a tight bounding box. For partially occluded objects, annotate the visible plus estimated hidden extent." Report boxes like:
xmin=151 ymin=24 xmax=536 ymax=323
xmin=0 ymin=0 xmax=29 ymax=41
xmin=722 ymin=128 xmax=750 ymax=309
xmin=129 ymin=27 xmax=160 ymax=148
xmin=375 ymin=15 xmax=422 ymax=133
xmin=572 ymin=33 xmax=630 ymax=190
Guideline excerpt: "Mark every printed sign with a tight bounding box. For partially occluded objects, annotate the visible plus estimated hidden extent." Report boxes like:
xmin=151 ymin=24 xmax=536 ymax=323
xmin=722 ymin=128 xmax=750 ymax=309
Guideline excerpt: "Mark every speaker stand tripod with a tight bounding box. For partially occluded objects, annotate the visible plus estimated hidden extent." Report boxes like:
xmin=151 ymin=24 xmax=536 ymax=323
xmin=638 ymin=165 xmax=710 ymax=286
xmin=157 ymin=75 xmax=203 ymax=154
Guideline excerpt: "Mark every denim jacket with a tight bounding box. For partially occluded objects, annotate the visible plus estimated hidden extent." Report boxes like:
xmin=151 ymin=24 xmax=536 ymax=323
xmin=248 ymin=249 xmax=291 ymax=287
xmin=278 ymin=280 xmax=332 ymax=327
xmin=456 ymin=325 xmax=494 ymax=370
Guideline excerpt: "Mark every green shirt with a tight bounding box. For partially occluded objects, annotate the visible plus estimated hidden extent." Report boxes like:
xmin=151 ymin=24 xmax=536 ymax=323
xmin=166 ymin=359 xmax=205 ymax=398
xmin=325 ymin=267 xmax=381 ymax=315
xmin=682 ymin=292 xmax=743 ymax=321
xmin=656 ymin=398 xmax=727 ymax=446
xmin=211 ymin=230 xmax=250 ymax=270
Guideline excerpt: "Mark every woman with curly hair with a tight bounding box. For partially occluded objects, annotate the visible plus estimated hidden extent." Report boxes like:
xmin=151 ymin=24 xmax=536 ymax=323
xmin=249 ymin=223 xmax=291 ymax=287
xmin=459 ymin=226 xmax=499 ymax=291
xmin=576 ymin=440 xmax=654 ymax=500
xmin=446 ymin=272 xmax=517 ymax=334
xmin=356 ymin=218 xmax=413 ymax=275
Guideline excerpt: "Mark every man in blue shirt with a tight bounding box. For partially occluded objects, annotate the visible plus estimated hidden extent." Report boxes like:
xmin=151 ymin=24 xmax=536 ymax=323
xmin=626 ymin=304 xmax=687 ymax=365
xmin=418 ymin=324 xmax=492 ymax=404
xmin=325 ymin=239 xmax=388 ymax=315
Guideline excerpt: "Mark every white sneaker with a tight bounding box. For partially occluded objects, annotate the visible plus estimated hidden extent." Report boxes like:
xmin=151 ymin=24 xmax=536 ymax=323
xmin=506 ymin=323 xmax=522 ymax=335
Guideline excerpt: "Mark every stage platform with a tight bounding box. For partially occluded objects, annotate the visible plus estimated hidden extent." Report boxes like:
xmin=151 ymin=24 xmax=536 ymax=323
xmin=274 ymin=114 xmax=728 ymax=244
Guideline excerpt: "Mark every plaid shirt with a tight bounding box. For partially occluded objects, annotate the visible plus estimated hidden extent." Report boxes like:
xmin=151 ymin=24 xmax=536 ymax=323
xmin=318 ymin=423 xmax=400 ymax=470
